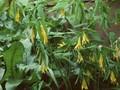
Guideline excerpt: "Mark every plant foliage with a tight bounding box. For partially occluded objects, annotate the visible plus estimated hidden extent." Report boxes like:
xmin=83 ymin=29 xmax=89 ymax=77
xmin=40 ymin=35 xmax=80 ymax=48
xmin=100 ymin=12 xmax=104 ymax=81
xmin=0 ymin=0 xmax=120 ymax=90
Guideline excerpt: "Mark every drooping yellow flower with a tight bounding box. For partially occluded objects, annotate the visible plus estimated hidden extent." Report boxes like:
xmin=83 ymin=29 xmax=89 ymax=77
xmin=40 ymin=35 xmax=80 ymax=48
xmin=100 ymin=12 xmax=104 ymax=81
xmin=40 ymin=64 xmax=48 ymax=74
xmin=86 ymin=70 xmax=92 ymax=79
xmin=82 ymin=32 xmax=89 ymax=45
xmin=110 ymin=71 xmax=117 ymax=84
xmin=74 ymin=37 xmax=83 ymax=49
xmin=99 ymin=54 xmax=104 ymax=70
xmin=39 ymin=24 xmax=48 ymax=45
xmin=77 ymin=52 xmax=84 ymax=63
xmin=31 ymin=28 xmax=35 ymax=44
xmin=15 ymin=9 xmax=20 ymax=23
xmin=89 ymin=54 xmax=95 ymax=62
xmin=81 ymin=79 xmax=88 ymax=90
xmin=58 ymin=41 xmax=65 ymax=48
xmin=60 ymin=8 xmax=65 ymax=16
xmin=114 ymin=46 xmax=120 ymax=61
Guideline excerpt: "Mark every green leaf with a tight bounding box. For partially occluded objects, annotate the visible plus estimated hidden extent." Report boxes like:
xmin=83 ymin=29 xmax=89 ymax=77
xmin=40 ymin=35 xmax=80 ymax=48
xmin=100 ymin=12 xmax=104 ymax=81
xmin=37 ymin=5 xmax=45 ymax=20
xmin=2 ymin=42 xmax=24 ymax=81
xmin=108 ymin=32 xmax=116 ymax=44
xmin=54 ymin=1 xmax=68 ymax=9
xmin=48 ymin=68 xmax=59 ymax=88
xmin=38 ymin=81 xmax=43 ymax=90
xmin=0 ymin=84 xmax=2 ymax=90
xmin=17 ymin=0 xmax=29 ymax=6
xmin=9 ymin=0 xmax=16 ymax=18
xmin=48 ymin=0 xmax=68 ymax=12
xmin=5 ymin=79 xmax=22 ymax=90
xmin=0 ymin=68 xmax=5 ymax=80
xmin=0 ymin=0 xmax=5 ymax=13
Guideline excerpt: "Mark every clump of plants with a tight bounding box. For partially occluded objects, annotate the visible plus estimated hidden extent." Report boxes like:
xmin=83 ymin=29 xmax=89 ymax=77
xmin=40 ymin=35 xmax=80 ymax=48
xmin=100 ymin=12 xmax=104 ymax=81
xmin=0 ymin=0 xmax=120 ymax=90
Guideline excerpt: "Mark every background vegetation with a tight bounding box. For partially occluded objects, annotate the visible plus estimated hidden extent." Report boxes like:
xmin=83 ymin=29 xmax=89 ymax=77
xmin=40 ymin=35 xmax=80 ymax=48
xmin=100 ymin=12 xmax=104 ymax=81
xmin=0 ymin=0 xmax=120 ymax=90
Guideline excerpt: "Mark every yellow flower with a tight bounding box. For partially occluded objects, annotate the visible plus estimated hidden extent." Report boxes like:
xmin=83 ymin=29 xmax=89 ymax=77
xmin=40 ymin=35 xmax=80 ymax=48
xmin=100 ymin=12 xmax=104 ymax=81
xmin=110 ymin=71 xmax=117 ymax=84
xmin=114 ymin=46 xmax=120 ymax=61
xmin=86 ymin=70 xmax=92 ymax=79
xmin=99 ymin=54 xmax=104 ymax=70
xmin=58 ymin=41 xmax=65 ymax=48
xmin=39 ymin=24 xmax=48 ymax=45
xmin=81 ymin=79 xmax=88 ymax=90
xmin=40 ymin=64 xmax=48 ymax=74
xmin=82 ymin=32 xmax=89 ymax=45
xmin=15 ymin=9 xmax=20 ymax=23
xmin=74 ymin=37 xmax=83 ymax=49
xmin=89 ymin=55 xmax=95 ymax=62
xmin=77 ymin=52 xmax=84 ymax=63
xmin=60 ymin=8 xmax=65 ymax=16
xmin=31 ymin=28 xmax=35 ymax=44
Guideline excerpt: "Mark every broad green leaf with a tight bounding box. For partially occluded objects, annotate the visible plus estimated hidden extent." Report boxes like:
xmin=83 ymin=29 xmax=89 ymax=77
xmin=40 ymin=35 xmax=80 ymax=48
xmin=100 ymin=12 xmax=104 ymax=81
xmin=49 ymin=0 xmax=68 ymax=12
xmin=0 ymin=0 xmax=5 ymax=7
xmin=48 ymin=68 xmax=59 ymax=88
xmin=31 ymin=81 xmax=43 ymax=90
xmin=2 ymin=42 xmax=24 ymax=81
xmin=0 ymin=68 xmax=5 ymax=80
xmin=0 ymin=84 xmax=2 ymax=90
xmin=108 ymin=32 xmax=116 ymax=44
xmin=5 ymin=79 xmax=22 ymax=90
xmin=9 ymin=0 xmax=16 ymax=18
xmin=38 ymin=81 xmax=43 ymax=90
xmin=37 ymin=5 xmax=45 ymax=20
xmin=0 ymin=0 xmax=5 ymax=13
xmin=17 ymin=0 xmax=29 ymax=6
